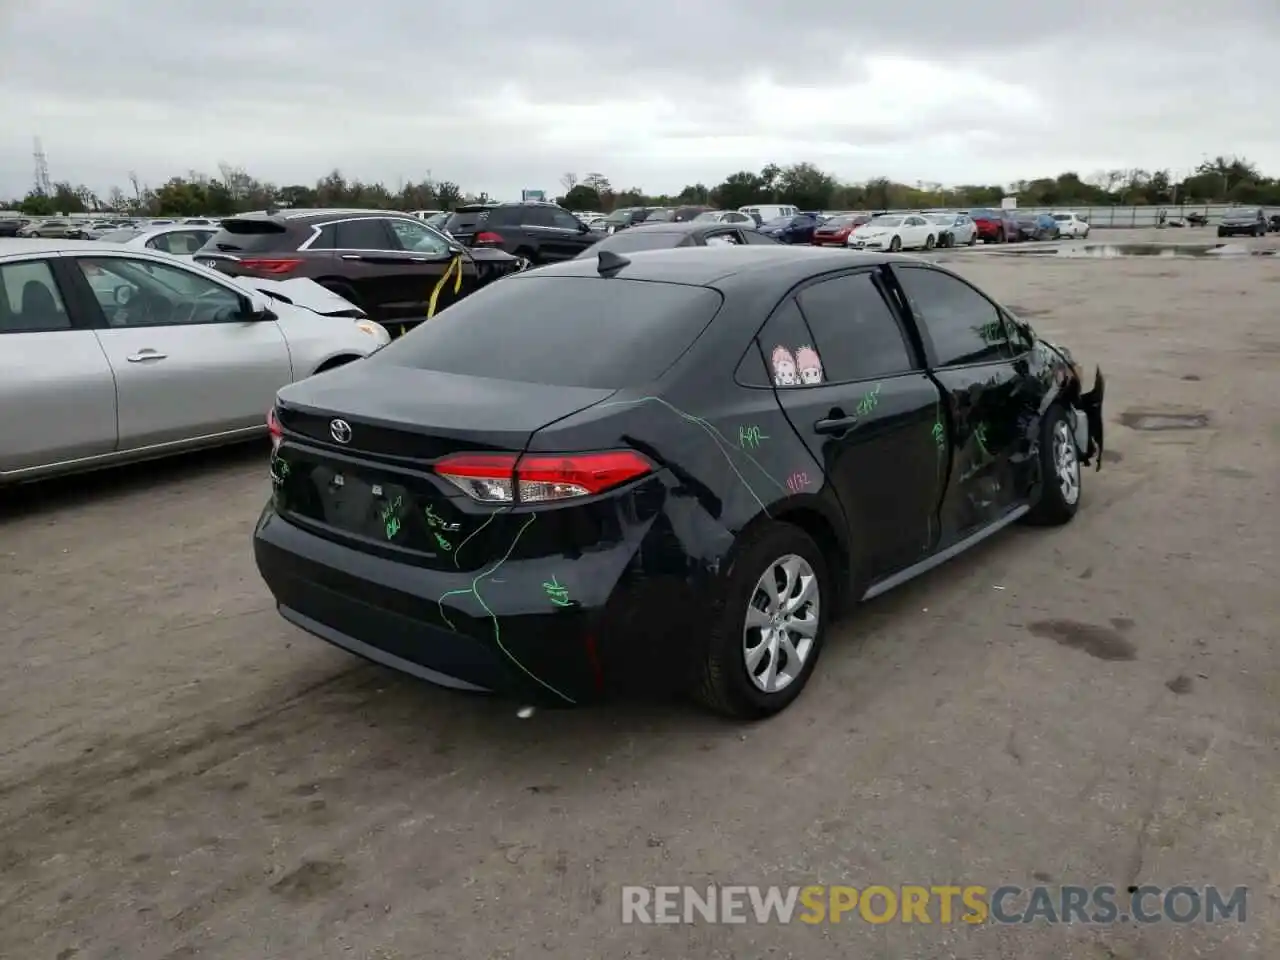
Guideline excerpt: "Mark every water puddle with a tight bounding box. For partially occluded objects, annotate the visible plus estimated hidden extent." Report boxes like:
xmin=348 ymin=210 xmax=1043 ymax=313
xmin=1119 ymin=411 xmax=1211 ymax=431
xmin=994 ymin=243 xmax=1277 ymax=259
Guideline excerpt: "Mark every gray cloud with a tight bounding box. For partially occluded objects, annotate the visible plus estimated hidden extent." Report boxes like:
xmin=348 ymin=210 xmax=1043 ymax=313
xmin=2 ymin=0 xmax=1277 ymax=200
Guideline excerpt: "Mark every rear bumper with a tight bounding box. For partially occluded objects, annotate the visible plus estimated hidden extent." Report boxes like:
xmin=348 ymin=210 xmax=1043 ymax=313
xmin=253 ymin=502 xmax=715 ymax=706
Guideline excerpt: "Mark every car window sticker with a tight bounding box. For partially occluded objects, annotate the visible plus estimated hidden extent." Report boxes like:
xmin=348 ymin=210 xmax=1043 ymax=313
xmin=771 ymin=345 xmax=798 ymax=386
xmin=795 ymin=344 xmax=824 ymax=385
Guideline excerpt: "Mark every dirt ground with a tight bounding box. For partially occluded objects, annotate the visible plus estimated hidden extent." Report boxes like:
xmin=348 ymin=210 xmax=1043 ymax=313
xmin=2 ymin=227 xmax=1278 ymax=959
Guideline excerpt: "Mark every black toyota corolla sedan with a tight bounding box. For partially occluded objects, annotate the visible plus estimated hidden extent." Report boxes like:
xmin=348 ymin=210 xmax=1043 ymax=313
xmin=256 ymin=246 xmax=1104 ymax=719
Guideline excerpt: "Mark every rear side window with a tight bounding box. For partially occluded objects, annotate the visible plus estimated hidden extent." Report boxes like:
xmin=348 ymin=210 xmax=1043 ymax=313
xmin=756 ymin=298 xmax=816 ymax=387
xmin=368 ymin=276 xmax=723 ymax=389
xmin=203 ymin=219 xmax=289 ymax=253
xmin=335 ymin=219 xmax=392 ymax=249
xmin=796 ymin=272 xmax=915 ymax=382
xmin=485 ymin=207 xmax=523 ymax=227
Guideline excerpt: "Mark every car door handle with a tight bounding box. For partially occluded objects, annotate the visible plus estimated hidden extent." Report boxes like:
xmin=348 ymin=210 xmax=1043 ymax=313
xmin=814 ymin=412 xmax=859 ymax=435
xmin=339 ymin=254 xmax=366 ymax=260
xmin=126 ymin=350 xmax=167 ymax=362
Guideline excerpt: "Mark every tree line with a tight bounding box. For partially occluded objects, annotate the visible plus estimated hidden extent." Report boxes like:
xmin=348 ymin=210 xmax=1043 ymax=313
xmin=6 ymin=155 xmax=1277 ymax=218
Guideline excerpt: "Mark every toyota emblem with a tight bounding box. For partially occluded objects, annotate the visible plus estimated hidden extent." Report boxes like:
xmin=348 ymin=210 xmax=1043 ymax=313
xmin=329 ymin=419 xmax=352 ymax=444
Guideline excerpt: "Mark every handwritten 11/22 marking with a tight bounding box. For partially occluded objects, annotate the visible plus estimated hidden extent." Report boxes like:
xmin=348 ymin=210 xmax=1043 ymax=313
xmin=931 ymin=421 xmax=946 ymax=450
xmin=739 ymin=425 xmax=768 ymax=449
xmin=786 ymin=471 xmax=811 ymax=493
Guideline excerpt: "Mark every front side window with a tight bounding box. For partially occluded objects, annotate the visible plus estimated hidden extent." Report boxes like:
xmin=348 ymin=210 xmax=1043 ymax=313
xmin=0 ymin=260 xmax=71 ymax=332
xmin=892 ymin=266 xmax=1011 ymax=366
xmin=75 ymin=256 xmax=244 ymax=327
xmin=551 ymin=208 xmax=583 ymax=230
xmin=387 ymin=218 xmax=451 ymax=254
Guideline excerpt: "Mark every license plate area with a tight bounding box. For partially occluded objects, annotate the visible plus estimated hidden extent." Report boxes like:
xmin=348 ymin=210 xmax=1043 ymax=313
xmin=273 ymin=453 xmax=463 ymax=555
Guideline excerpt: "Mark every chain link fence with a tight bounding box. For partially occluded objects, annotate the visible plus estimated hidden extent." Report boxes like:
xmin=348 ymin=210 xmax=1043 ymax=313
xmin=1009 ymin=204 xmax=1280 ymax=229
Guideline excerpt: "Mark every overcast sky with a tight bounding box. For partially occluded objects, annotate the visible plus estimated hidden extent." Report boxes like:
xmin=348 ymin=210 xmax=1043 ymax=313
xmin=2 ymin=1 xmax=1278 ymax=200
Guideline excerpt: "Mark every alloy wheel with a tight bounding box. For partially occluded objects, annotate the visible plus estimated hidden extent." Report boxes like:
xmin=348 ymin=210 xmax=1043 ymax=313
xmin=1052 ymin=420 xmax=1081 ymax=506
xmin=742 ymin=555 xmax=819 ymax=695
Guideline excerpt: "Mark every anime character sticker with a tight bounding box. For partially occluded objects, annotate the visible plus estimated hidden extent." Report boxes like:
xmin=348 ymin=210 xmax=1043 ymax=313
xmin=795 ymin=345 xmax=824 ymax=385
xmin=771 ymin=345 xmax=798 ymax=386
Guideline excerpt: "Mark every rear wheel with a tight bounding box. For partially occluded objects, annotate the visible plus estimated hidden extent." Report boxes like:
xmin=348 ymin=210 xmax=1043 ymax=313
xmin=924 ymin=234 xmax=936 ymax=250
xmin=1024 ymin=406 xmax=1081 ymax=526
xmin=967 ymin=232 xmax=977 ymax=246
xmin=693 ymin=524 xmax=830 ymax=720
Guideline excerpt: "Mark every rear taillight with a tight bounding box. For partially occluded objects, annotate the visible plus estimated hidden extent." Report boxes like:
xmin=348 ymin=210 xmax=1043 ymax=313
xmin=239 ymin=258 xmax=302 ymax=275
xmin=434 ymin=450 xmax=654 ymax=503
xmin=474 ymin=231 xmax=504 ymax=246
xmin=267 ymin=406 xmax=283 ymax=452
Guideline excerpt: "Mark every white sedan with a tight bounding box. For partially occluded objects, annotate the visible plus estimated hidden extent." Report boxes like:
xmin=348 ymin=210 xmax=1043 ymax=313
xmin=1050 ymin=212 xmax=1090 ymax=238
xmin=847 ymin=213 xmax=938 ymax=252
xmin=0 ymin=239 xmax=390 ymax=484
xmin=96 ymin=223 xmax=218 ymax=256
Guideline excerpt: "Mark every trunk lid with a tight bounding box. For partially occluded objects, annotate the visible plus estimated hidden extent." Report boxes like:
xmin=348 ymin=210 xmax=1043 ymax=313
xmin=270 ymin=364 xmax=616 ymax=568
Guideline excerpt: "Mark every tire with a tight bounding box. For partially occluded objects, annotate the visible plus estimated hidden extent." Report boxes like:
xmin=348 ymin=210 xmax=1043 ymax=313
xmin=314 ymin=354 xmax=359 ymax=374
xmin=1255 ymin=225 xmax=1265 ymax=238
xmin=1217 ymin=229 xmax=1226 ymax=238
xmin=514 ymin=246 xmax=539 ymax=265
xmin=1023 ymin=405 xmax=1081 ymax=527
xmin=888 ymin=235 xmax=902 ymax=252
xmin=924 ymin=234 xmax=935 ymax=250
xmin=967 ymin=233 xmax=977 ymax=246
xmin=692 ymin=523 xmax=830 ymax=720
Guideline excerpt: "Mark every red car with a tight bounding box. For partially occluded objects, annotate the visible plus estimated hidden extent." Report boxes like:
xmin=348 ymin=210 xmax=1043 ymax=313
xmin=968 ymin=209 xmax=1021 ymax=243
xmin=811 ymin=214 xmax=871 ymax=246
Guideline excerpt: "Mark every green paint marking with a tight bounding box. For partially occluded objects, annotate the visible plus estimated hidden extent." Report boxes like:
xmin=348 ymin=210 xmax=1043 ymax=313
xmin=434 ymin=531 xmax=453 ymax=551
xmin=542 ymin=576 xmax=573 ymax=607
xmin=437 ymin=513 xmax=574 ymax=703
xmin=378 ymin=495 xmax=404 ymax=540
xmin=856 ymin=382 xmax=883 ymax=417
xmin=596 ymin=396 xmax=787 ymax=515
xmin=738 ymin=425 xmax=768 ymax=449
xmin=974 ymin=422 xmax=991 ymax=458
xmin=452 ymin=507 xmax=501 ymax=569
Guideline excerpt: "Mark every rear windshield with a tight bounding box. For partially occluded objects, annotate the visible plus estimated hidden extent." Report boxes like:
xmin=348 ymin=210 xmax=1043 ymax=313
xmin=368 ymin=275 xmax=723 ymax=389
xmin=99 ymin=229 xmax=141 ymax=243
xmin=201 ymin=219 xmax=289 ymax=253
xmin=444 ymin=209 xmax=491 ymax=234
xmin=589 ymin=231 xmax=684 ymax=254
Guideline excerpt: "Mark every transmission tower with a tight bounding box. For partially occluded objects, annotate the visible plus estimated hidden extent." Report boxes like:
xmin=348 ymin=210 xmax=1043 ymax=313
xmin=33 ymin=137 xmax=51 ymax=195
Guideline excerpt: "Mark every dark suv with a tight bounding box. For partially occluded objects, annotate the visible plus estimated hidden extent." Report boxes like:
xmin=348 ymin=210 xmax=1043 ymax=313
xmin=194 ymin=208 xmax=523 ymax=336
xmin=443 ymin=201 xmax=599 ymax=264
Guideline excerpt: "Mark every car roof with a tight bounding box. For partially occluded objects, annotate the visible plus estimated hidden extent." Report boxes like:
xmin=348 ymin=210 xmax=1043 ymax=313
xmin=224 ymin=208 xmax=422 ymax=224
xmin=623 ymin=221 xmax=730 ymax=234
xmin=518 ymin=245 xmax=911 ymax=287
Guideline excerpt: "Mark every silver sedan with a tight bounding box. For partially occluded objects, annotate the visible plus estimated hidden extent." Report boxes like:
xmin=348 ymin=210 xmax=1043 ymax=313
xmin=0 ymin=239 xmax=391 ymax=484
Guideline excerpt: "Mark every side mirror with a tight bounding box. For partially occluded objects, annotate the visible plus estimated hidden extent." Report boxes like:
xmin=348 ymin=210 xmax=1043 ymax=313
xmin=577 ymin=221 xmax=590 ymax=233
xmin=244 ymin=292 xmax=274 ymax=319
xmin=113 ymin=284 xmax=133 ymax=306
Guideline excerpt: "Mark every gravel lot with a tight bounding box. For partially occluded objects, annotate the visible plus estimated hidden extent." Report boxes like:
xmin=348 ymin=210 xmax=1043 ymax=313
xmin=2 ymin=228 xmax=1278 ymax=959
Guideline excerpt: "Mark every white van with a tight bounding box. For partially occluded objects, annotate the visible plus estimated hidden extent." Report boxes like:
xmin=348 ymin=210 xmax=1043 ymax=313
xmin=738 ymin=204 xmax=798 ymax=225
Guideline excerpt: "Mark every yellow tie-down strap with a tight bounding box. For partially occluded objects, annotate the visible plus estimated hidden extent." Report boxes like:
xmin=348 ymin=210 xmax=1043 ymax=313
xmin=426 ymin=254 xmax=464 ymax=320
